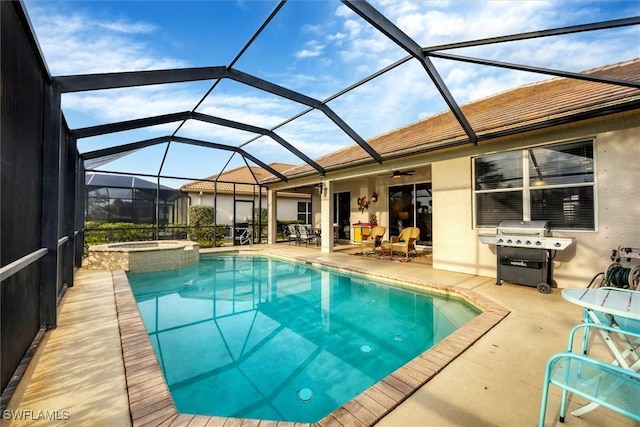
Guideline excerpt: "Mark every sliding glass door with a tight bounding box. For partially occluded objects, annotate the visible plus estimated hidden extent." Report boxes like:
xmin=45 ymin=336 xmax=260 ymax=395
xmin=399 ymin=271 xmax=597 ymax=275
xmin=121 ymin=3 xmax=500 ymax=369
xmin=333 ymin=192 xmax=351 ymax=241
xmin=388 ymin=183 xmax=432 ymax=246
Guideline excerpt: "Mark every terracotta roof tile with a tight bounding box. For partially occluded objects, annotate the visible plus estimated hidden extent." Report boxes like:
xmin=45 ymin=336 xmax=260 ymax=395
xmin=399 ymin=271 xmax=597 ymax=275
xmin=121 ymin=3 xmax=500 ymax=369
xmin=279 ymin=59 xmax=640 ymax=178
xmin=181 ymin=163 xmax=298 ymax=194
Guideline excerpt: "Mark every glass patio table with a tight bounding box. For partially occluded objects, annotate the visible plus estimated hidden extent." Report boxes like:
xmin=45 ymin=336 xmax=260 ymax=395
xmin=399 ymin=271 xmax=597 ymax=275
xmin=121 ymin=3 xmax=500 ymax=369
xmin=561 ymin=287 xmax=640 ymax=416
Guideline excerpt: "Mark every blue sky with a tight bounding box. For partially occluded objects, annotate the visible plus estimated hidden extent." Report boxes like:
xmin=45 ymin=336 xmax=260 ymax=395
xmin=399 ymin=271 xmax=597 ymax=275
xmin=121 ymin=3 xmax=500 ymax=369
xmin=23 ymin=0 xmax=640 ymax=188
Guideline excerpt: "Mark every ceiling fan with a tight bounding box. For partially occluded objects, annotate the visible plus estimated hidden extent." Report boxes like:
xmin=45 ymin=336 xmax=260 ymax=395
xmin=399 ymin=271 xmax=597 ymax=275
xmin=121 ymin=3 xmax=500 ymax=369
xmin=390 ymin=170 xmax=415 ymax=178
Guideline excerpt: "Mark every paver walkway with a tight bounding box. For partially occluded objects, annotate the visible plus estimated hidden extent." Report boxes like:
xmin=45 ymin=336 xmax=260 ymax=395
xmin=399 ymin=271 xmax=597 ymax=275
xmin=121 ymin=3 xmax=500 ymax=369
xmin=3 ymin=269 xmax=131 ymax=427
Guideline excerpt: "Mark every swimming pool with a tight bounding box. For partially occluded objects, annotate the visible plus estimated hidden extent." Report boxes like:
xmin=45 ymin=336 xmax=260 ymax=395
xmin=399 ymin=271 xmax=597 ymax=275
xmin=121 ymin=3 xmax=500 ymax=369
xmin=127 ymin=253 xmax=481 ymax=423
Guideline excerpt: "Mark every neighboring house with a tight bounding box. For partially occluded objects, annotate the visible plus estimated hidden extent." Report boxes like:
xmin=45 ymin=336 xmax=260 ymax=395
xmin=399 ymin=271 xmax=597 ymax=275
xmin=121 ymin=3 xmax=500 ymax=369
xmin=265 ymin=59 xmax=640 ymax=288
xmin=85 ymin=172 xmax=186 ymax=224
xmin=181 ymin=163 xmax=312 ymax=227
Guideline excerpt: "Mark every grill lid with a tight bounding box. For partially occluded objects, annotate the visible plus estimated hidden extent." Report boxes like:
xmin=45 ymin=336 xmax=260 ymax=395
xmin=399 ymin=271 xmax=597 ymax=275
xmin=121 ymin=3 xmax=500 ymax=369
xmin=496 ymin=220 xmax=549 ymax=236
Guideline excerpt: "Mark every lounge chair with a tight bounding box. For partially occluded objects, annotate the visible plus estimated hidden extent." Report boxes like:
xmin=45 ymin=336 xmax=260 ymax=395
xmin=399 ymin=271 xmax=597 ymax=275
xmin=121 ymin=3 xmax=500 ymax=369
xmin=361 ymin=226 xmax=386 ymax=254
xmin=389 ymin=227 xmax=420 ymax=258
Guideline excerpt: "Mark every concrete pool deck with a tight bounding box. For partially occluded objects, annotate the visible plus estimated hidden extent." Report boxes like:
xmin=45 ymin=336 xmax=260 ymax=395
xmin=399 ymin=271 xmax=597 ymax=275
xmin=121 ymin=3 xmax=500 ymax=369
xmin=3 ymin=244 xmax=636 ymax=427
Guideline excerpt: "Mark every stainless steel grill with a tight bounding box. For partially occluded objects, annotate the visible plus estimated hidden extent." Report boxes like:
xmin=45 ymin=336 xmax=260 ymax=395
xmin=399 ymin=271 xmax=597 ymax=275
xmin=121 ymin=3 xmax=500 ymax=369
xmin=478 ymin=220 xmax=575 ymax=293
xmin=478 ymin=220 xmax=574 ymax=249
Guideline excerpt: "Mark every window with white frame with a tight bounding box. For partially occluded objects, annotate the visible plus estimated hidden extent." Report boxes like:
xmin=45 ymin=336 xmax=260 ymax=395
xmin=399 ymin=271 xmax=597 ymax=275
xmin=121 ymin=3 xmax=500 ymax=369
xmin=297 ymin=201 xmax=311 ymax=224
xmin=474 ymin=140 xmax=595 ymax=230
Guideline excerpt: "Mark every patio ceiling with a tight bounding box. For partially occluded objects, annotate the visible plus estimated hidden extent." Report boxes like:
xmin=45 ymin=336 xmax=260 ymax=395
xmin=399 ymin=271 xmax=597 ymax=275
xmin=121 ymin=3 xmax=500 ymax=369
xmin=26 ymin=0 xmax=640 ymax=187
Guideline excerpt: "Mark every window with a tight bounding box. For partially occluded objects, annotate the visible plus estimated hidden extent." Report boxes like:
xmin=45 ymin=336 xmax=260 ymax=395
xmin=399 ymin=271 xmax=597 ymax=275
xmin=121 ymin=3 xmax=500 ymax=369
xmin=474 ymin=140 xmax=595 ymax=230
xmin=297 ymin=201 xmax=311 ymax=224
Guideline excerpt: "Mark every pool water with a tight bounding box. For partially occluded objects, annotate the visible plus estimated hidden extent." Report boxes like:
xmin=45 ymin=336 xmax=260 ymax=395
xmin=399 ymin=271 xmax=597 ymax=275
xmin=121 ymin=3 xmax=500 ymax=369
xmin=127 ymin=254 xmax=480 ymax=423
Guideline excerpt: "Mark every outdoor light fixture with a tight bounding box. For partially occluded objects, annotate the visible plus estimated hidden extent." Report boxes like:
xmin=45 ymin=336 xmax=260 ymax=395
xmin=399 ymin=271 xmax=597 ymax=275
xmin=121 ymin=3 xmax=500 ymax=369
xmin=371 ymin=192 xmax=378 ymax=202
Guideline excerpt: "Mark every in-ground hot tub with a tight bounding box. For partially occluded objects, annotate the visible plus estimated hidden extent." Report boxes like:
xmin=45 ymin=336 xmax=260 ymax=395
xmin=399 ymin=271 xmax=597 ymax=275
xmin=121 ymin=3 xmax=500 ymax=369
xmin=87 ymin=240 xmax=199 ymax=273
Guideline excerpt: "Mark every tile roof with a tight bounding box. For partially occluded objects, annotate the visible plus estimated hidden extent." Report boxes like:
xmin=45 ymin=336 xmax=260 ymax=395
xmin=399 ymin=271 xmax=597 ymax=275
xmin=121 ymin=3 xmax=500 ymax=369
xmin=181 ymin=162 xmax=302 ymax=196
xmin=277 ymin=59 xmax=640 ymax=179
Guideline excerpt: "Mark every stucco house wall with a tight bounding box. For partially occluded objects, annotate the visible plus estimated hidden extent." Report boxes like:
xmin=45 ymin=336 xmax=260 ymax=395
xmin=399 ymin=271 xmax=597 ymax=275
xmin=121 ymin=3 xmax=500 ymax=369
xmin=269 ymin=61 xmax=639 ymax=289
xmin=280 ymin=113 xmax=639 ymax=289
xmin=181 ymin=163 xmax=311 ymax=227
xmin=431 ymin=114 xmax=640 ymax=289
xmin=190 ymin=192 xmax=302 ymax=225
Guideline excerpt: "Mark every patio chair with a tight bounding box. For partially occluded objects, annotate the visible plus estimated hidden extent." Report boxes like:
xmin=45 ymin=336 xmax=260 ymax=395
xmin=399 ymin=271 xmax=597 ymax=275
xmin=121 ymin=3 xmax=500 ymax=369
xmin=389 ymin=227 xmax=420 ymax=258
xmin=296 ymin=225 xmax=317 ymax=247
xmin=238 ymin=227 xmax=253 ymax=245
xmin=538 ymin=323 xmax=640 ymax=426
xmin=361 ymin=226 xmax=386 ymax=254
xmin=287 ymin=224 xmax=300 ymax=245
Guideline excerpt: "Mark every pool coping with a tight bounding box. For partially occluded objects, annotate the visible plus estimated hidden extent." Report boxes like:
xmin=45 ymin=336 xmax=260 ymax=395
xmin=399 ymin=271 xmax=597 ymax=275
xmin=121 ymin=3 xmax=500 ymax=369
xmin=112 ymin=251 xmax=510 ymax=427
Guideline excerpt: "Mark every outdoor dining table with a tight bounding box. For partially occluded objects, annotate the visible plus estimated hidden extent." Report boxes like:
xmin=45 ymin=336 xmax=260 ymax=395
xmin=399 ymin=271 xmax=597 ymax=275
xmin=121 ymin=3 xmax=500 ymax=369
xmin=562 ymin=287 xmax=640 ymax=322
xmin=561 ymin=287 xmax=640 ymax=416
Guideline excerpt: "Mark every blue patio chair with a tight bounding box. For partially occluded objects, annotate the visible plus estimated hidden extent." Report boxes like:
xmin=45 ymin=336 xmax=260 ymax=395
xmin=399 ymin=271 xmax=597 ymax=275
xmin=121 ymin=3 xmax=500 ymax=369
xmin=538 ymin=323 xmax=640 ymax=426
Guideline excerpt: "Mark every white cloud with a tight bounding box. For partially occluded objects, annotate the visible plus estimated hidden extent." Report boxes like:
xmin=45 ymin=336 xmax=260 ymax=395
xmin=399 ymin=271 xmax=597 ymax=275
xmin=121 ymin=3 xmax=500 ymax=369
xmin=27 ymin=5 xmax=184 ymax=75
xmin=61 ymin=84 xmax=199 ymax=131
xmin=301 ymin=23 xmax=324 ymax=36
xmin=333 ymin=1 xmax=638 ymax=102
xmin=342 ymin=18 xmax=364 ymax=38
xmin=295 ymin=40 xmax=325 ymax=59
xmin=97 ymin=19 xmax=157 ymax=34
xmin=327 ymin=32 xmax=347 ymax=44
xmin=23 ymin=0 xmax=640 ymax=178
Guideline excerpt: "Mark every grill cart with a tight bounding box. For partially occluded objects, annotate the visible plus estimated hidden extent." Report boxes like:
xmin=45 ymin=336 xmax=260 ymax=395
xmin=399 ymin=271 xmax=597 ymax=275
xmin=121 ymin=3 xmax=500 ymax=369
xmin=478 ymin=220 xmax=575 ymax=294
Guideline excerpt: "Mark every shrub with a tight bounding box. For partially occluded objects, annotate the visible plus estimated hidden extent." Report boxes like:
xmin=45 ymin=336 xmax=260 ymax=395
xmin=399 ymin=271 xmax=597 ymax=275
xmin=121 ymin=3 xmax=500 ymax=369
xmin=83 ymin=222 xmax=155 ymax=255
xmin=162 ymin=223 xmax=189 ymax=240
xmin=84 ymin=222 xmax=154 ymax=245
xmin=188 ymin=205 xmax=218 ymax=247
